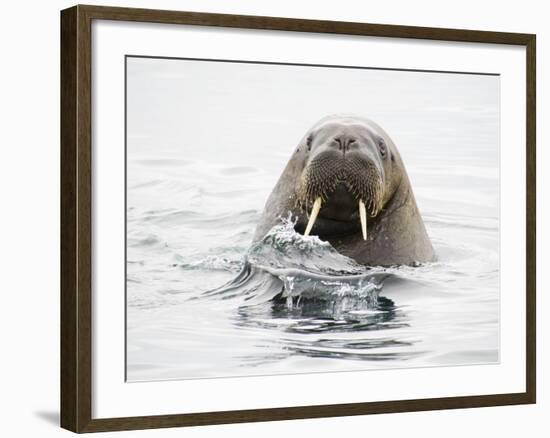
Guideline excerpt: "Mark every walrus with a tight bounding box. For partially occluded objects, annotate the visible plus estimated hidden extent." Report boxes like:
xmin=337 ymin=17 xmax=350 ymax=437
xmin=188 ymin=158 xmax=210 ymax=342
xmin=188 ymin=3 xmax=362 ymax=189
xmin=253 ymin=114 xmax=434 ymax=266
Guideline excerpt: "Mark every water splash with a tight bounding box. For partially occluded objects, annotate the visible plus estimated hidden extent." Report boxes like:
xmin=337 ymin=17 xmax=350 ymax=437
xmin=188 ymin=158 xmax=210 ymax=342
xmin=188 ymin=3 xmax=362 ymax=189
xmin=203 ymin=218 xmax=391 ymax=319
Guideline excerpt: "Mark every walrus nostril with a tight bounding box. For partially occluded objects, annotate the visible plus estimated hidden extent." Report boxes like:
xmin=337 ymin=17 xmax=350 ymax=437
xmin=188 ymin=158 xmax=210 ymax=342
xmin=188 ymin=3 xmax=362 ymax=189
xmin=335 ymin=136 xmax=356 ymax=153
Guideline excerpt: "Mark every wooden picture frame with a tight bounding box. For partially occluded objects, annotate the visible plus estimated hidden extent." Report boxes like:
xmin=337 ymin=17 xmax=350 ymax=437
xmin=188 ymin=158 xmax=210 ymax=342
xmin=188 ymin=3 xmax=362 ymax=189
xmin=60 ymin=4 xmax=536 ymax=433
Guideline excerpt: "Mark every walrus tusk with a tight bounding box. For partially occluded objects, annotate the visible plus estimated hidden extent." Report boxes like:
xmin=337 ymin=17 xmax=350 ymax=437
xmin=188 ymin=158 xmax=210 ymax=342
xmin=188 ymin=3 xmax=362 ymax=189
xmin=304 ymin=197 xmax=322 ymax=236
xmin=359 ymin=199 xmax=367 ymax=241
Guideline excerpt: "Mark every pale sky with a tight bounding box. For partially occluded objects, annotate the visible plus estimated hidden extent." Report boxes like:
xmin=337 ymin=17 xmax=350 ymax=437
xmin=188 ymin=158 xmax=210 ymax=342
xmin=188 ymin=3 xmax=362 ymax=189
xmin=126 ymin=56 xmax=499 ymax=172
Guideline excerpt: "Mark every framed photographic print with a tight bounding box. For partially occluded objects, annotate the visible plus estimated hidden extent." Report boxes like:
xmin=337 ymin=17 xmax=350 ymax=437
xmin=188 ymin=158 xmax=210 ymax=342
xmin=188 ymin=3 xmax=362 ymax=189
xmin=60 ymin=4 xmax=536 ymax=433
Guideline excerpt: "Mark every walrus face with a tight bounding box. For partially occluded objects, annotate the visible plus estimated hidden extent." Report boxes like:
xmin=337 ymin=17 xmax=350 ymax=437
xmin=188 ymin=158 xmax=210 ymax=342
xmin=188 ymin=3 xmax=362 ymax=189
xmin=295 ymin=116 xmax=401 ymax=239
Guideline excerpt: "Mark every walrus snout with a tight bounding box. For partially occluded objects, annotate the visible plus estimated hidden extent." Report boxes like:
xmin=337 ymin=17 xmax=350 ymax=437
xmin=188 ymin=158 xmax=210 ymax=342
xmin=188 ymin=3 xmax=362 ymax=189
xmin=297 ymin=149 xmax=384 ymax=240
xmin=297 ymin=151 xmax=384 ymax=214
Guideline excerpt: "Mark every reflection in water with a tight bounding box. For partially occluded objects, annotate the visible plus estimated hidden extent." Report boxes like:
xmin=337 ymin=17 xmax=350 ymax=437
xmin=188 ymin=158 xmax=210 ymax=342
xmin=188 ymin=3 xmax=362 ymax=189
xmin=234 ymin=295 xmax=421 ymax=364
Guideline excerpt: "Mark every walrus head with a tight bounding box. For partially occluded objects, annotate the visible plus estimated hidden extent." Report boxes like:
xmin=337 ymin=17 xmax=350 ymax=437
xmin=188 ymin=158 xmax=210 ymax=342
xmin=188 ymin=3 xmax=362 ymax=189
xmin=293 ymin=115 xmax=402 ymax=240
xmin=254 ymin=114 xmax=434 ymax=265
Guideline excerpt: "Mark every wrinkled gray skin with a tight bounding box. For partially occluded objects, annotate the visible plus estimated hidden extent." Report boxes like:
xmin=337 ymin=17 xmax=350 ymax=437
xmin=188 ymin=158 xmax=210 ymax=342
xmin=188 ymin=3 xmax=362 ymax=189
xmin=253 ymin=115 xmax=435 ymax=266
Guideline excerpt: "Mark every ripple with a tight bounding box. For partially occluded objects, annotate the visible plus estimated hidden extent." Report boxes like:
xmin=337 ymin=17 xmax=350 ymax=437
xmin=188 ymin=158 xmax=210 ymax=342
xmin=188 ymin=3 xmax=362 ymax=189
xmin=128 ymin=234 xmax=161 ymax=247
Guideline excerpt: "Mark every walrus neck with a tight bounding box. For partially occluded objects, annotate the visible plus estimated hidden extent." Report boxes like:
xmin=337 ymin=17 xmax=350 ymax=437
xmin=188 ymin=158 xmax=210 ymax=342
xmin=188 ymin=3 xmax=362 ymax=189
xmin=380 ymin=174 xmax=412 ymax=218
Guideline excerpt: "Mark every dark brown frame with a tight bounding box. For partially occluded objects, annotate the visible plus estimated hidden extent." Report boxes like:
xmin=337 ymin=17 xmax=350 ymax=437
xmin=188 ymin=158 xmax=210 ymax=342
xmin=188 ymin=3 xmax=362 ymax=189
xmin=61 ymin=4 xmax=536 ymax=433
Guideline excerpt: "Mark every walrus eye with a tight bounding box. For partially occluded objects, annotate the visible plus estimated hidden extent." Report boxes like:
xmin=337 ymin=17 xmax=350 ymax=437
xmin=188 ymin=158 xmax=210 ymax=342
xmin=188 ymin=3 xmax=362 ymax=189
xmin=306 ymin=135 xmax=313 ymax=151
xmin=378 ymin=139 xmax=387 ymax=158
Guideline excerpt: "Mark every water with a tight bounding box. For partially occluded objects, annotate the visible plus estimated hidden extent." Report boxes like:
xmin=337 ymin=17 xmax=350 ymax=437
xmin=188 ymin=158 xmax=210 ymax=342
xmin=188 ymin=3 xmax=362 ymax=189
xmin=126 ymin=58 xmax=499 ymax=381
xmin=126 ymin=148 xmax=499 ymax=382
